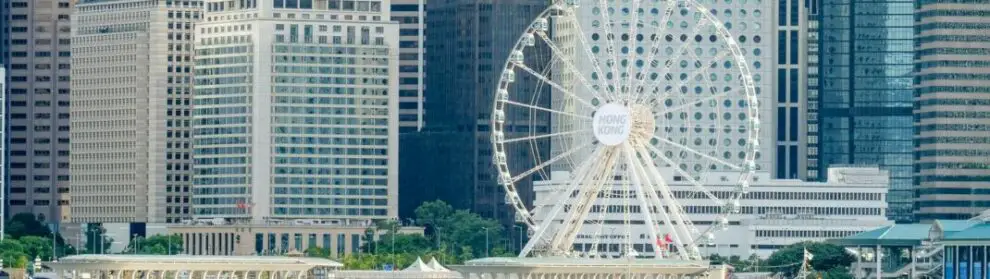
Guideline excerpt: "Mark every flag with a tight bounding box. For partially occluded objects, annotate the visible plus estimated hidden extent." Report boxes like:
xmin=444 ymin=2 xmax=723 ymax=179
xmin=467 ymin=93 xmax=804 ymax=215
xmin=656 ymin=234 xmax=673 ymax=250
xmin=804 ymin=249 xmax=814 ymax=261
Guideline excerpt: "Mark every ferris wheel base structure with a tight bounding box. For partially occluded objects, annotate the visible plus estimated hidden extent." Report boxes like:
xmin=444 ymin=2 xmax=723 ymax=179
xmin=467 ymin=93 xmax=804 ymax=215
xmin=453 ymin=257 xmax=730 ymax=279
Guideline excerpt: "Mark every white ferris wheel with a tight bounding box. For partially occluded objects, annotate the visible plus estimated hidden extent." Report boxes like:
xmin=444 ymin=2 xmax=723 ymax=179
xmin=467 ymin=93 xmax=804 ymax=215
xmin=491 ymin=0 xmax=761 ymax=261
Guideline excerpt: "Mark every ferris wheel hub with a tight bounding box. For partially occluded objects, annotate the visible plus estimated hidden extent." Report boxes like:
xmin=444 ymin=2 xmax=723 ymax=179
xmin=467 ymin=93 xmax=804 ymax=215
xmin=592 ymin=104 xmax=632 ymax=146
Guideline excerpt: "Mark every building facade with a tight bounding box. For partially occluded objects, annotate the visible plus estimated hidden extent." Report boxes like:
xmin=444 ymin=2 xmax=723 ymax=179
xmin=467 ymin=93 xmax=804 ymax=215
xmin=169 ymin=221 xmax=423 ymax=257
xmin=804 ymin=0 xmax=821 ymax=181
xmin=914 ymin=1 xmax=990 ymax=221
xmin=69 ymin=0 xmax=199 ymax=224
xmin=193 ymin=0 xmax=400 ymax=222
xmin=391 ymin=0 xmax=425 ymax=133
xmin=400 ymin=0 xmax=550 ymax=223
xmin=3 ymin=0 xmax=73 ymax=225
xmin=818 ymin=0 xmax=915 ymax=223
xmin=533 ymin=168 xmax=893 ymax=258
xmin=773 ymin=0 xmax=810 ymax=181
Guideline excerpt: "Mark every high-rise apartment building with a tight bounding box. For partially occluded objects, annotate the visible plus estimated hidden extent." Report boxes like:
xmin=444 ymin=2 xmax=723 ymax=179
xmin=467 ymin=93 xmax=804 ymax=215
xmin=4 ymin=0 xmax=73 ymax=225
xmin=391 ymin=0 xmax=425 ymax=133
xmin=1 ymin=66 xmax=6 ymax=222
xmin=194 ymin=0 xmax=399 ymax=222
xmin=818 ymin=0 xmax=914 ymax=223
xmin=774 ymin=0 xmax=809 ymax=180
xmin=914 ymin=1 xmax=990 ymax=221
xmin=70 ymin=0 xmax=200 ymax=223
xmin=400 ymin=0 xmax=550 ymax=224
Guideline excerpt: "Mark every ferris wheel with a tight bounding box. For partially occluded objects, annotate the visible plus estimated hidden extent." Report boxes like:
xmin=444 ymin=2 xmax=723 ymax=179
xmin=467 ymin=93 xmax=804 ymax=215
xmin=491 ymin=0 xmax=760 ymax=260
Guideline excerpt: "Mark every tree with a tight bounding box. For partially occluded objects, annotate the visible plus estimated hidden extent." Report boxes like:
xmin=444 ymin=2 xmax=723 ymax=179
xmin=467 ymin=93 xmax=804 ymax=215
xmin=767 ymin=241 xmax=855 ymax=277
xmin=124 ymin=234 xmax=183 ymax=255
xmin=414 ymin=200 xmax=508 ymax=258
xmin=84 ymin=224 xmax=113 ymax=254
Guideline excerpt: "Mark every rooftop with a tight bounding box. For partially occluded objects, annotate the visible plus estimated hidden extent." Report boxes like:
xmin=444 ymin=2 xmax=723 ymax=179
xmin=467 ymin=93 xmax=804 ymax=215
xmin=55 ymin=254 xmax=343 ymax=267
xmin=463 ymin=257 xmax=708 ymax=267
xmin=830 ymin=224 xmax=933 ymax=246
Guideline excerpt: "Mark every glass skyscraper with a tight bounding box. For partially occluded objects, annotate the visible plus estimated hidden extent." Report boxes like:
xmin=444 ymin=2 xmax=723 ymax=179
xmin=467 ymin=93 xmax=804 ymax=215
xmin=400 ymin=0 xmax=550 ymax=224
xmin=914 ymin=0 xmax=990 ymax=221
xmin=819 ymin=0 xmax=914 ymax=222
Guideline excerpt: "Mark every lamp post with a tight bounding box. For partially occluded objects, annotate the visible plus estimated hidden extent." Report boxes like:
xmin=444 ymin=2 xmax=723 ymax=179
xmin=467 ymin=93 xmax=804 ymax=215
xmin=483 ymin=227 xmax=490 ymax=257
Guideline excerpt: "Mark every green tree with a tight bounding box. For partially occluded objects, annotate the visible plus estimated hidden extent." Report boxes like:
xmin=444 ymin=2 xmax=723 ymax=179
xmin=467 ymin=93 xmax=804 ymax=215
xmin=124 ymin=234 xmax=183 ymax=255
xmin=767 ymin=241 xmax=855 ymax=277
xmin=84 ymin=224 xmax=113 ymax=254
xmin=414 ymin=200 xmax=508 ymax=258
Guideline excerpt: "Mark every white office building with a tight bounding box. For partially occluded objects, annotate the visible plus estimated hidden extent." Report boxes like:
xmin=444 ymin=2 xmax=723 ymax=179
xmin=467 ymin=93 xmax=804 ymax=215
xmin=532 ymin=167 xmax=893 ymax=258
xmin=193 ymin=0 xmax=400 ymax=222
xmin=70 ymin=0 xmax=201 ymax=223
xmin=390 ymin=0 xmax=426 ymax=132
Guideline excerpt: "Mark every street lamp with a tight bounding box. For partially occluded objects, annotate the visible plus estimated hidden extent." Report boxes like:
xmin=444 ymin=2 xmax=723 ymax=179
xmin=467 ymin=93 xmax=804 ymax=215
xmin=483 ymin=227 xmax=490 ymax=257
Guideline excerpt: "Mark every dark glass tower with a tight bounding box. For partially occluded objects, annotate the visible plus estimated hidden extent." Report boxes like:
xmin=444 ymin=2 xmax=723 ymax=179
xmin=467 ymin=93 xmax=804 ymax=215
xmin=818 ymin=0 xmax=914 ymax=222
xmin=400 ymin=0 xmax=550 ymax=224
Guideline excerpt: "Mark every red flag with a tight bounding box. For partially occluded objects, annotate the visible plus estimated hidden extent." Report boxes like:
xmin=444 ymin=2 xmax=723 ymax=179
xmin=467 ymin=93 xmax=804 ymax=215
xmin=664 ymin=233 xmax=673 ymax=243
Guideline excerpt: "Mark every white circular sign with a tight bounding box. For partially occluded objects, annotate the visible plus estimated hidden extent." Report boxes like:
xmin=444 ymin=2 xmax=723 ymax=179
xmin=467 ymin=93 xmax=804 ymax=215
xmin=593 ymin=104 xmax=631 ymax=146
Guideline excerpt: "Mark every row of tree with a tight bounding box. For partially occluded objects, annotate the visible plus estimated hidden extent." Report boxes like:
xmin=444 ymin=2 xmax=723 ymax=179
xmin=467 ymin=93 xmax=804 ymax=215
xmin=1 ymin=213 xmax=75 ymax=267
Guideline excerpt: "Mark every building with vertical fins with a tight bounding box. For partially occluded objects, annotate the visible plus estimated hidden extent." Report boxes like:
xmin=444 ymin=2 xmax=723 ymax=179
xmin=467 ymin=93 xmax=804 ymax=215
xmin=70 ymin=0 xmax=200 ymax=224
xmin=914 ymin=0 xmax=990 ymax=221
xmin=773 ymin=0 xmax=809 ymax=180
xmin=193 ymin=0 xmax=399 ymax=223
xmin=818 ymin=0 xmax=915 ymax=223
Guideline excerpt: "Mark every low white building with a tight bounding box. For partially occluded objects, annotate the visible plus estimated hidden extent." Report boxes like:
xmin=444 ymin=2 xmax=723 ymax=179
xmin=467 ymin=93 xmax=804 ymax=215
xmin=531 ymin=167 xmax=893 ymax=258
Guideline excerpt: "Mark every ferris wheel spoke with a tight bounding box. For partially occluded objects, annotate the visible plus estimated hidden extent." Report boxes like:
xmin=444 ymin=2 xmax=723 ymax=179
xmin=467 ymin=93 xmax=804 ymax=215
xmin=623 ymin=0 xmax=644 ymax=101
xmin=624 ymin=148 xmax=692 ymax=260
xmin=563 ymin=14 xmax=620 ymax=102
xmin=631 ymin=0 xmax=677 ymax=99
xmin=633 ymin=150 xmax=703 ymax=259
xmin=512 ymin=142 xmax=594 ymax=183
xmin=638 ymin=18 xmax=711 ymax=104
xmin=669 ymin=48 xmax=732 ymax=94
xmin=502 ymin=100 xmax=593 ymax=121
xmin=652 ymin=135 xmax=743 ymax=170
xmin=551 ymin=147 xmax=621 ymax=255
xmin=621 ymin=144 xmax=663 ymax=258
xmin=511 ymin=62 xmax=597 ymax=110
xmin=656 ymin=87 xmax=739 ymax=115
xmin=640 ymin=144 xmax=721 ymax=203
xmin=595 ymin=0 xmax=625 ymax=99
xmin=502 ymin=129 xmax=590 ymax=144
xmin=532 ymin=31 xmax=607 ymax=102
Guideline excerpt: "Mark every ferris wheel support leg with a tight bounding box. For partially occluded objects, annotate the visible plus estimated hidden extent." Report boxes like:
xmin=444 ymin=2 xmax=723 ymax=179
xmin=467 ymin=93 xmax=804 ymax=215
xmin=622 ymin=144 xmax=663 ymax=259
xmin=625 ymin=148 xmax=691 ymax=260
xmin=550 ymin=148 xmax=621 ymax=254
xmin=519 ymin=148 xmax=606 ymax=257
xmin=636 ymin=148 xmax=702 ymax=259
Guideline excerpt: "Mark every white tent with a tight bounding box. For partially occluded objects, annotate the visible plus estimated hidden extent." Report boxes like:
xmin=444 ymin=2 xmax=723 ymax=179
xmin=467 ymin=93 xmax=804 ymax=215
xmin=427 ymin=258 xmax=450 ymax=272
xmin=403 ymin=257 xmax=435 ymax=272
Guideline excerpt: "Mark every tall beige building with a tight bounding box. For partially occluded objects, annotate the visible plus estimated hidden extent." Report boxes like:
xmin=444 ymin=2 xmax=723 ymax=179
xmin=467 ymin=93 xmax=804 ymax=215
xmin=4 ymin=0 xmax=74 ymax=225
xmin=70 ymin=0 xmax=199 ymax=223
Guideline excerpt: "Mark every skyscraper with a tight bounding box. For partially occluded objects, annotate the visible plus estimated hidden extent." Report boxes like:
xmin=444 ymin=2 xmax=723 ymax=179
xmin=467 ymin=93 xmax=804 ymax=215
xmin=914 ymin=1 xmax=990 ymax=221
xmin=804 ymin=0 xmax=820 ymax=181
xmin=400 ymin=0 xmax=550 ymax=223
xmin=818 ymin=0 xmax=915 ymax=222
xmin=4 ymin=0 xmax=73 ymax=225
xmin=70 ymin=0 xmax=200 ymax=223
xmin=391 ymin=0 xmax=426 ymax=133
xmin=774 ymin=0 xmax=810 ymax=180
xmin=193 ymin=0 xmax=400 ymax=222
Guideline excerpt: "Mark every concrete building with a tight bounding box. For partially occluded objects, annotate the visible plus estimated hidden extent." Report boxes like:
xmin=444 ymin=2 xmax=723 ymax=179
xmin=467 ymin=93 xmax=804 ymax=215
xmin=532 ymin=167 xmax=893 ymax=258
xmin=69 ymin=0 xmax=200 ymax=224
xmin=51 ymin=255 xmax=341 ymax=279
xmin=914 ymin=1 xmax=990 ymax=221
xmin=168 ymin=221 xmax=423 ymax=257
xmin=803 ymin=0 xmax=820 ymax=181
xmin=0 ymin=66 xmax=5 ymax=223
xmin=193 ymin=0 xmax=400 ymax=222
xmin=390 ymin=0 xmax=426 ymax=133
xmin=3 ymin=0 xmax=74 ymax=226
xmin=818 ymin=0 xmax=915 ymax=223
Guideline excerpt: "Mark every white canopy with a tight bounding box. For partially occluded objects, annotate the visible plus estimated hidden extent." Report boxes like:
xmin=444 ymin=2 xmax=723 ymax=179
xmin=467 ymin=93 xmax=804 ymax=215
xmin=403 ymin=257 xmax=435 ymax=272
xmin=427 ymin=258 xmax=450 ymax=272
